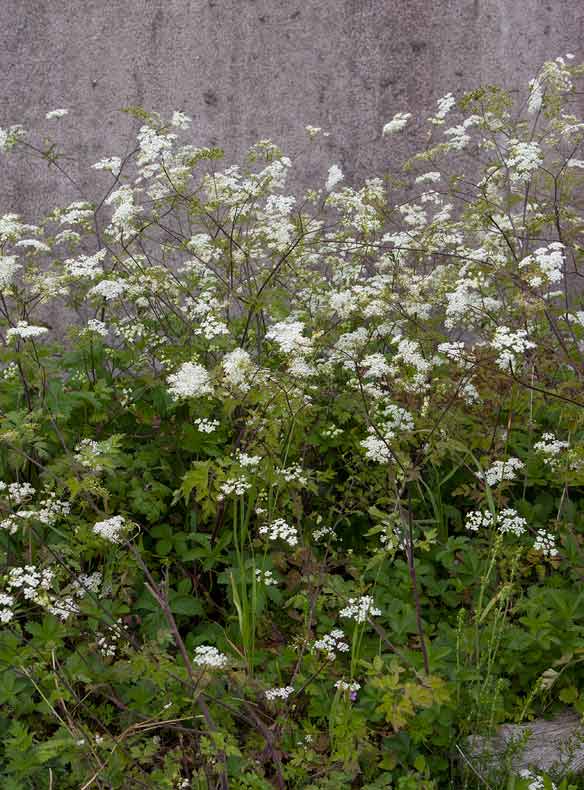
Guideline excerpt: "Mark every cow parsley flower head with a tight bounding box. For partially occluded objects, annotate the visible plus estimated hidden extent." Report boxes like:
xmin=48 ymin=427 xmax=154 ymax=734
xmin=255 ymin=569 xmax=278 ymax=586
xmin=497 ymin=508 xmax=527 ymax=537
xmin=313 ymin=629 xmax=350 ymax=660
xmin=518 ymin=769 xmax=556 ymax=790
xmin=360 ymin=432 xmax=394 ymax=464
xmin=506 ymin=140 xmax=543 ymax=182
xmin=0 ymin=125 xmax=26 ymax=153
xmin=533 ymin=529 xmax=558 ymax=558
xmin=6 ymin=322 xmax=49 ymax=341
xmin=339 ymin=595 xmax=381 ymax=623
xmin=465 ymin=510 xmax=494 ymax=532
xmin=326 ymin=165 xmax=344 ymax=192
xmin=193 ymin=645 xmax=229 ymax=669
xmin=478 ymin=457 xmax=524 ymax=487
xmin=93 ymin=515 xmax=126 ymax=543
xmin=92 ymin=157 xmax=122 ymax=176
xmin=265 ymin=686 xmax=294 ymax=701
xmin=171 ymin=110 xmax=192 ymax=129
xmin=265 ymin=320 xmax=312 ymax=355
xmin=383 ymin=112 xmax=411 ymax=135
xmin=534 ymin=433 xmax=568 ymax=465
xmin=491 ymin=327 xmax=535 ymax=370
xmin=223 ymin=348 xmax=254 ymax=391
xmin=89 ymin=279 xmax=128 ymax=301
xmin=194 ymin=417 xmax=219 ymax=433
xmin=167 ymin=362 xmax=212 ymax=399
xmin=0 ymin=255 xmax=22 ymax=290
xmin=259 ymin=518 xmax=299 ymax=547
xmin=46 ymin=108 xmax=69 ymax=120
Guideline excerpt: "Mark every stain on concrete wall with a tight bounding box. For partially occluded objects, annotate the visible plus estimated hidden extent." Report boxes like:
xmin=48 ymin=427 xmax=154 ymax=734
xmin=1 ymin=0 xmax=583 ymax=218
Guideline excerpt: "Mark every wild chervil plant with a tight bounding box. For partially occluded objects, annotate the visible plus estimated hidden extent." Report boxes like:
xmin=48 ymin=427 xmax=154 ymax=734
xmin=1 ymin=56 xmax=584 ymax=789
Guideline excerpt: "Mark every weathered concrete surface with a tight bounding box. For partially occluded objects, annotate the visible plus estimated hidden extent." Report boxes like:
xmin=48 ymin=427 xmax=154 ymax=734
xmin=1 ymin=0 xmax=584 ymax=218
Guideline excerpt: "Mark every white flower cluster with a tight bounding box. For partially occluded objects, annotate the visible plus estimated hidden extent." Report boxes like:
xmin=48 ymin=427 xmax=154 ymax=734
xmin=219 ymin=476 xmax=252 ymax=498
xmin=383 ymin=112 xmax=411 ymax=135
xmin=193 ymin=645 xmax=229 ymax=669
xmin=235 ymin=451 xmax=262 ymax=469
xmin=86 ymin=319 xmax=108 ymax=336
xmin=477 ymin=457 xmax=524 ymax=487
xmin=339 ymin=595 xmax=381 ymax=623
xmin=0 ymin=255 xmax=22 ymax=290
xmin=506 ymin=140 xmax=543 ymax=182
xmin=264 ymin=685 xmax=294 ymax=701
xmin=497 ymin=508 xmax=527 ymax=537
xmin=167 ymin=362 xmax=213 ymax=399
xmin=534 ymin=433 xmax=568 ymax=466
xmin=46 ymin=108 xmax=68 ymax=120
xmin=361 ymin=432 xmax=394 ymax=464
xmin=491 ymin=327 xmax=535 ymax=370
xmin=519 ymin=242 xmax=565 ymax=287
xmin=65 ymin=249 xmax=107 ymax=280
xmin=429 ymin=93 xmax=456 ymax=124
xmin=15 ymin=493 xmax=71 ymax=527
xmin=334 ymin=680 xmax=361 ymax=693
xmin=89 ymin=278 xmax=128 ymax=301
xmin=276 ymin=463 xmax=308 ymax=486
xmin=533 ymin=529 xmax=558 ymax=558
xmin=6 ymin=565 xmax=53 ymax=613
xmin=255 ymin=569 xmax=277 ymax=586
xmin=518 ymin=769 xmax=556 ymax=790
xmin=171 ymin=110 xmax=192 ymax=129
xmin=194 ymin=417 xmax=219 ymax=433
xmin=75 ymin=439 xmax=106 ymax=471
xmin=15 ymin=238 xmax=49 ymax=253
xmin=0 ymin=593 xmax=15 ymax=623
xmin=92 ymin=157 xmax=122 ymax=176
xmin=96 ymin=619 xmax=125 ymax=657
xmin=6 ymin=321 xmax=49 ymax=341
xmin=0 ymin=124 xmax=26 ymax=153
xmin=59 ymin=201 xmax=94 ymax=226
xmin=259 ymin=518 xmax=299 ymax=547
xmin=313 ymin=629 xmax=349 ymax=661
xmin=266 ymin=320 xmax=312 ymax=355
xmin=93 ymin=515 xmax=126 ymax=543
xmin=326 ymin=165 xmax=344 ymax=192
xmin=223 ymin=348 xmax=254 ymax=391
xmin=312 ymin=524 xmax=337 ymax=542
xmin=104 ymin=185 xmax=141 ymax=233
xmin=465 ymin=510 xmax=494 ymax=532
xmin=0 ymin=481 xmax=35 ymax=505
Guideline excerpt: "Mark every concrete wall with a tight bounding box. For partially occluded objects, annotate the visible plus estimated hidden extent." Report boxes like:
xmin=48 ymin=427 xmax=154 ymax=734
xmin=2 ymin=0 xmax=584 ymax=217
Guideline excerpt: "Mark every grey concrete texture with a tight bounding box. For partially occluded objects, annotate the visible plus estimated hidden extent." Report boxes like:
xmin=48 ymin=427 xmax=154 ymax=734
xmin=2 ymin=0 xmax=584 ymax=219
